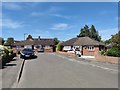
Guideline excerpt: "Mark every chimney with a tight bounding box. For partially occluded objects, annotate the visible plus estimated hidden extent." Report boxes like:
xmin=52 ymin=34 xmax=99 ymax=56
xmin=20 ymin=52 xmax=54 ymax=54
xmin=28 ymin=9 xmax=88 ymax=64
xmin=38 ymin=36 xmax=40 ymax=40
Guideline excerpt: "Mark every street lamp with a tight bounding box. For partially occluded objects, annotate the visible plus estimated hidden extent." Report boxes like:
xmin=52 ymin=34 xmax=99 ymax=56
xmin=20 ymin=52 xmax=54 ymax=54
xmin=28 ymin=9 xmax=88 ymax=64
xmin=24 ymin=33 xmax=28 ymax=40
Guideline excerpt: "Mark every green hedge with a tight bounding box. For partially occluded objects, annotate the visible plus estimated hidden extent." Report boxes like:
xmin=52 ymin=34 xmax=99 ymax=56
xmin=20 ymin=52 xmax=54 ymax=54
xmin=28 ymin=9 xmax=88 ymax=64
xmin=106 ymin=46 xmax=120 ymax=57
xmin=56 ymin=44 xmax=63 ymax=51
xmin=100 ymin=46 xmax=120 ymax=57
xmin=0 ymin=45 xmax=16 ymax=66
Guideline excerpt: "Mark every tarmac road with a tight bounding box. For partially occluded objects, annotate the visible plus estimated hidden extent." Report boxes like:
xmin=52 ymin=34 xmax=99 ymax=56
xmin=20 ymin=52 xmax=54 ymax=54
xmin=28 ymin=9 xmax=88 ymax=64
xmin=17 ymin=53 xmax=118 ymax=88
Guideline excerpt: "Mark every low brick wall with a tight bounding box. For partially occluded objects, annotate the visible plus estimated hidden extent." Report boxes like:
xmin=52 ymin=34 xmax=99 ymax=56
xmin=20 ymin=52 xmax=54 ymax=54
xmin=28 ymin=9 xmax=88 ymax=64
xmin=44 ymin=47 xmax=53 ymax=52
xmin=95 ymin=52 xmax=120 ymax=64
xmin=56 ymin=51 xmax=76 ymax=57
xmin=57 ymin=51 xmax=119 ymax=64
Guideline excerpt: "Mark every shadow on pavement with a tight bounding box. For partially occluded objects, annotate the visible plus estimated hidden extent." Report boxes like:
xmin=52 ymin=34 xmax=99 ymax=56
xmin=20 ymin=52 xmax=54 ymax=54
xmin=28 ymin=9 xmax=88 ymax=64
xmin=2 ymin=63 xmax=17 ymax=69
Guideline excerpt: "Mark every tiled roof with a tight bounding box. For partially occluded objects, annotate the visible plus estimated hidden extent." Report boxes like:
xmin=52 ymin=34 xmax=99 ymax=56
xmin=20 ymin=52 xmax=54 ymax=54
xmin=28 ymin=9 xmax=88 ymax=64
xmin=14 ymin=38 xmax=55 ymax=46
xmin=61 ymin=37 xmax=104 ymax=46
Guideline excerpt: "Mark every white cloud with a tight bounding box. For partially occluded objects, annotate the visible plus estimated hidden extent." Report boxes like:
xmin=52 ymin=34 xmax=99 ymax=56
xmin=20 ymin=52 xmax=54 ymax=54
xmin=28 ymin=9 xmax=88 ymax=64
xmin=50 ymin=14 xmax=72 ymax=19
xmin=99 ymin=28 xmax=118 ymax=40
xmin=48 ymin=7 xmax=62 ymax=13
xmin=30 ymin=12 xmax=44 ymax=16
xmin=3 ymin=2 xmax=22 ymax=10
xmin=50 ymin=23 xmax=72 ymax=30
xmin=1 ymin=19 xmax=24 ymax=29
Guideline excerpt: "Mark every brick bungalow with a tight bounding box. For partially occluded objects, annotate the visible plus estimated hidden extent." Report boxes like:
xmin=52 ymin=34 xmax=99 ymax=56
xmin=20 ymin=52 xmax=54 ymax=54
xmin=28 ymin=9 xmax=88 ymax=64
xmin=61 ymin=37 xmax=105 ymax=56
xmin=14 ymin=38 xmax=55 ymax=53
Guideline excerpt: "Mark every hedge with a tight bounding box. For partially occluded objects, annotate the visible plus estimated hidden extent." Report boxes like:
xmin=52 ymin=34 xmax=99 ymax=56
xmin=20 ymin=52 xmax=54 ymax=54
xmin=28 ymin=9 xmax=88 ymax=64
xmin=106 ymin=46 xmax=120 ymax=57
xmin=0 ymin=45 xmax=16 ymax=66
xmin=56 ymin=44 xmax=63 ymax=51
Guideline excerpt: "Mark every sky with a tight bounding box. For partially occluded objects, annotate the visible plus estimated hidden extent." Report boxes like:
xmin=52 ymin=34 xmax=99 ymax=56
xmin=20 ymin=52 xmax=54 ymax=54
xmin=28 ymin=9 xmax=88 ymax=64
xmin=1 ymin=2 xmax=118 ymax=41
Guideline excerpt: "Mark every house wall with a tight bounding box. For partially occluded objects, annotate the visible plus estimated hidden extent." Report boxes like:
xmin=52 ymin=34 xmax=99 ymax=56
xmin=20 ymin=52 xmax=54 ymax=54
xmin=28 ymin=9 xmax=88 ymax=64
xmin=12 ymin=46 xmax=24 ymax=54
xmin=83 ymin=46 xmax=99 ymax=56
xmin=44 ymin=46 xmax=53 ymax=52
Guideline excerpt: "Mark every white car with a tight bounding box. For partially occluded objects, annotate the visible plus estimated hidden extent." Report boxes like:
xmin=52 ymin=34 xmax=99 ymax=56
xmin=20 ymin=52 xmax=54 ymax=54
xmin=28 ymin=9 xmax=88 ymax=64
xmin=75 ymin=50 xmax=81 ymax=57
xmin=67 ymin=50 xmax=81 ymax=57
xmin=67 ymin=50 xmax=75 ymax=54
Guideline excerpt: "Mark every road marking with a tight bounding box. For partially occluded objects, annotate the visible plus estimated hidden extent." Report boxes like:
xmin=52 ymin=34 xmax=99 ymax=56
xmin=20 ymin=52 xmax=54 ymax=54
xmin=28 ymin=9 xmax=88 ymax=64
xmin=55 ymin=54 xmax=118 ymax=72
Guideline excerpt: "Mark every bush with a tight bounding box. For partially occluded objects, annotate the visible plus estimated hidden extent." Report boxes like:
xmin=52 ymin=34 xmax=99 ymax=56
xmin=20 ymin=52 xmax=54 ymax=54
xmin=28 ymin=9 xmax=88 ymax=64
xmin=8 ymin=49 xmax=13 ymax=54
xmin=0 ymin=45 xmax=15 ymax=66
xmin=106 ymin=46 xmax=120 ymax=57
xmin=56 ymin=44 xmax=63 ymax=51
xmin=100 ymin=50 xmax=106 ymax=56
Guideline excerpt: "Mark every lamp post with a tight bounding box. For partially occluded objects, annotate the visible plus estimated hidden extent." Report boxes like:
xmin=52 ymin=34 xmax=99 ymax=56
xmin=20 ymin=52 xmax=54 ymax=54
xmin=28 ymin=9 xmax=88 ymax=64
xmin=24 ymin=33 xmax=28 ymax=40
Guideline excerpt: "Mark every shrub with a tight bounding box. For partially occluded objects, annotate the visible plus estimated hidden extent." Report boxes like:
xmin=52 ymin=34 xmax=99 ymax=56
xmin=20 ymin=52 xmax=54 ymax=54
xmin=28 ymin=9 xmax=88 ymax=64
xmin=56 ymin=44 xmax=63 ymax=51
xmin=106 ymin=46 xmax=120 ymax=57
xmin=8 ymin=49 xmax=13 ymax=54
xmin=100 ymin=50 xmax=106 ymax=56
xmin=0 ymin=45 xmax=15 ymax=66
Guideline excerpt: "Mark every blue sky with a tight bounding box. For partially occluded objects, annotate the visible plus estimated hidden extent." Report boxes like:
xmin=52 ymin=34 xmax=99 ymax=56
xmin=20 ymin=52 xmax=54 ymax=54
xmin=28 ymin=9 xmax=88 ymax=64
xmin=1 ymin=2 xmax=118 ymax=41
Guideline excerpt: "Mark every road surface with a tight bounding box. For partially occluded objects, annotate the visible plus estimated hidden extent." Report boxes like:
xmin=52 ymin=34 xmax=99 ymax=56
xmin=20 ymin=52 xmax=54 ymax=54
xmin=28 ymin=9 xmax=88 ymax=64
xmin=17 ymin=53 xmax=118 ymax=88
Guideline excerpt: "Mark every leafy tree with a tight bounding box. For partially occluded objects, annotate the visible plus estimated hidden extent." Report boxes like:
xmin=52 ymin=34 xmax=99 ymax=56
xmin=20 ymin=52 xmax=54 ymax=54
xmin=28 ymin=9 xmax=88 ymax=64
xmin=56 ymin=44 xmax=63 ymax=51
xmin=103 ymin=40 xmax=111 ymax=45
xmin=53 ymin=38 xmax=59 ymax=45
xmin=2 ymin=38 xmax=5 ymax=45
xmin=102 ymin=31 xmax=120 ymax=57
xmin=0 ymin=38 xmax=5 ymax=45
xmin=110 ymin=31 xmax=120 ymax=47
xmin=26 ymin=35 xmax=33 ymax=40
xmin=77 ymin=25 xmax=101 ymax=41
xmin=5 ymin=37 xmax=14 ymax=46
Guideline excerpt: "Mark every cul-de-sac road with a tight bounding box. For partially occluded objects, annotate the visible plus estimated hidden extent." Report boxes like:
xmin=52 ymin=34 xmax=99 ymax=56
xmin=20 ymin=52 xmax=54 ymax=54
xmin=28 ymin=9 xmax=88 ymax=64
xmin=17 ymin=53 xmax=118 ymax=88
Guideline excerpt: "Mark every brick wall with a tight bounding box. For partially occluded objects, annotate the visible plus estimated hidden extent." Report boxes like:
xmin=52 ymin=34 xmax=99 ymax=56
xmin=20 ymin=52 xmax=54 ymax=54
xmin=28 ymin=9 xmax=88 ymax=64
xmin=83 ymin=46 xmax=99 ymax=56
xmin=44 ymin=47 xmax=53 ymax=52
xmin=95 ymin=51 xmax=119 ymax=64
xmin=56 ymin=51 xmax=76 ymax=57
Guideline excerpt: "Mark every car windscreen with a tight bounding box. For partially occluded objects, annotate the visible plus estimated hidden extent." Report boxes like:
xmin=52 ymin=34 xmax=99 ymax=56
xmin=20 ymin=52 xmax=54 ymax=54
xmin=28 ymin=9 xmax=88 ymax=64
xmin=22 ymin=49 xmax=33 ymax=53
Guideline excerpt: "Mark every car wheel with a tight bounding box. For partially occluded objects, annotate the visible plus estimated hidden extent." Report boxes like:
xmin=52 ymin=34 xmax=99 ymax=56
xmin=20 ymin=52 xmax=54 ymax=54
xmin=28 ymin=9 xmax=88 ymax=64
xmin=20 ymin=55 xmax=23 ymax=59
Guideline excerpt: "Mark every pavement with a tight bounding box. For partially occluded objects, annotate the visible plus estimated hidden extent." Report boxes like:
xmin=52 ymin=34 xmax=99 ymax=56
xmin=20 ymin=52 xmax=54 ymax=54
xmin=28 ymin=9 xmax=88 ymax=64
xmin=17 ymin=52 xmax=118 ymax=88
xmin=1 ymin=56 xmax=24 ymax=88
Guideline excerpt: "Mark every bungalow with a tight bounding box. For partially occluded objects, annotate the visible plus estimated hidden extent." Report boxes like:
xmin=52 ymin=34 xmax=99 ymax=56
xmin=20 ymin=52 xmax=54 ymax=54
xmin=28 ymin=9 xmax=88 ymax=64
xmin=61 ymin=37 xmax=105 ymax=56
xmin=14 ymin=38 xmax=55 ymax=53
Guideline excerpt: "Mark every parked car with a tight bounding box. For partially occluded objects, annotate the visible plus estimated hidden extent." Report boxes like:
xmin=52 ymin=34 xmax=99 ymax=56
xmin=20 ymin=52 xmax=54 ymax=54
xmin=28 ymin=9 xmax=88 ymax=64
xmin=75 ymin=50 xmax=81 ymax=57
xmin=67 ymin=49 xmax=81 ymax=57
xmin=67 ymin=49 xmax=75 ymax=54
xmin=37 ymin=48 xmax=44 ymax=52
xmin=20 ymin=48 xmax=36 ymax=59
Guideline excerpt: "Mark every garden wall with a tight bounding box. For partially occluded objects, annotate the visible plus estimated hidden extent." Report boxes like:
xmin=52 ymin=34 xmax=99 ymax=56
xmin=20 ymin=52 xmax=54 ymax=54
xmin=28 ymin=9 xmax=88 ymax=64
xmin=95 ymin=52 xmax=119 ymax=64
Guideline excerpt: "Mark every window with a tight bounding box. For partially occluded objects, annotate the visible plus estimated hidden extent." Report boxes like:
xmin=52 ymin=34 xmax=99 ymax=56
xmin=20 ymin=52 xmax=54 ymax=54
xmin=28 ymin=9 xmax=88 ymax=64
xmin=16 ymin=46 xmax=21 ymax=49
xmin=45 ymin=45 xmax=50 ymax=49
xmin=87 ymin=46 xmax=95 ymax=51
xmin=63 ymin=46 xmax=71 ymax=51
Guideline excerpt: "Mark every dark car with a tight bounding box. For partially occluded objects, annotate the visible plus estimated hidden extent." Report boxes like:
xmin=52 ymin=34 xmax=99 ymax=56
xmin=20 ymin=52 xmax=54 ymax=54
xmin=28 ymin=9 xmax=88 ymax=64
xmin=20 ymin=48 xmax=36 ymax=59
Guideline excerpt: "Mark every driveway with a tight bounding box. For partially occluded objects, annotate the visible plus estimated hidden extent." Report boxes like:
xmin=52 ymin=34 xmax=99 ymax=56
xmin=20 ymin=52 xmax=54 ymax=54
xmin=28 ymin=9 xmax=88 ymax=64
xmin=17 ymin=52 xmax=118 ymax=88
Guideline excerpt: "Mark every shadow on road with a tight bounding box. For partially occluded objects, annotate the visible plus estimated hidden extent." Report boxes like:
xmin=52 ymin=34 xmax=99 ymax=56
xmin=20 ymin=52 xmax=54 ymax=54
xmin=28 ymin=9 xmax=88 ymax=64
xmin=24 ymin=55 xmax=38 ymax=60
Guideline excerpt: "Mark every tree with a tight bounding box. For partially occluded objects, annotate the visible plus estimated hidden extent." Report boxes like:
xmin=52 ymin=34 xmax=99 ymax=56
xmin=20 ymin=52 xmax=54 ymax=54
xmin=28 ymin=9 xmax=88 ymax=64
xmin=102 ymin=31 xmax=120 ymax=57
xmin=103 ymin=40 xmax=111 ymax=45
xmin=110 ymin=31 xmax=120 ymax=47
xmin=0 ymin=38 xmax=5 ymax=45
xmin=2 ymin=38 xmax=5 ymax=45
xmin=77 ymin=28 xmax=85 ymax=37
xmin=26 ymin=35 xmax=33 ymax=40
xmin=53 ymin=38 xmax=59 ymax=45
xmin=5 ymin=37 xmax=14 ymax=46
xmin=77 ymin=25 xmax=101 ymax=41
xmin=56 ymin=44 xmax=63 ymax=51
